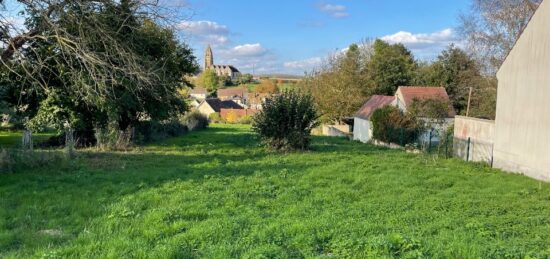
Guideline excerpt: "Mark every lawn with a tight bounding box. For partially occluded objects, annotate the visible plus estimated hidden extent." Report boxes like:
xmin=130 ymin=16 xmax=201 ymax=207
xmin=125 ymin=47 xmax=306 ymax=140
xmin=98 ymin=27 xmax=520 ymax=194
xmin=1 ymin=124 xmax=549 ymax=258
xmin=0 ymin=131 xmax=54 ymax=148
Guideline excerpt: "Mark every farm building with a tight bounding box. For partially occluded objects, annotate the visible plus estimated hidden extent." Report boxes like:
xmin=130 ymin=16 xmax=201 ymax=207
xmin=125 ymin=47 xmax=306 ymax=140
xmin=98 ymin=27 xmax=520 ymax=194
xmin=353 ymin=87 xmax=455 ymax=144
xmin=493 ymin=0 xmax=550 ymax=181
xmin=353 ymin=95 xmax=395 ymax=143
xmin=217 ymin=87 xmax=249 ymax=107
xmin=395 ymin=86 xmax=455 ymax=143
xmin=197 ymin=98 xmax=243 ymax=117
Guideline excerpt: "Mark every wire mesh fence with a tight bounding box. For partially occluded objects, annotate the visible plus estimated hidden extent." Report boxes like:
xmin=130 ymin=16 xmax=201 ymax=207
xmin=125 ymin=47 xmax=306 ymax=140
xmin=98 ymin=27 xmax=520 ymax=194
xmin=453 ymin=137 xmax=494 ymax=165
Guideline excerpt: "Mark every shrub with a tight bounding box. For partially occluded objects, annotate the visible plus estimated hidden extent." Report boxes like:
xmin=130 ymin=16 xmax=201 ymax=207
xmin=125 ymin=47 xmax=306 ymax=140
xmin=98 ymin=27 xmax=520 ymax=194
xmin=133 ymin=120 xmax=188 ymax=145
xmin=239 ymin=115 xmax=253 ymax=125
xmin=370 ymin=105 xmax=420 ymax=145
xmin=225 ymin=110 xmax=239 ymax=124
xmin=208 ymin=112 xmax=223 ymax=123
xmin=252 ymin=91 xmax=319 ymax=151
xmin=183 ymin=111 xmax=209 ymax=131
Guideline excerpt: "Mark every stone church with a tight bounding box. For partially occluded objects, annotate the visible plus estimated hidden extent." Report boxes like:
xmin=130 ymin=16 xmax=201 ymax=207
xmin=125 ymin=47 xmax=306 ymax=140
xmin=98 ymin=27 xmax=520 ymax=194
xmin=204 ymin=45 xmax=241 ymax=81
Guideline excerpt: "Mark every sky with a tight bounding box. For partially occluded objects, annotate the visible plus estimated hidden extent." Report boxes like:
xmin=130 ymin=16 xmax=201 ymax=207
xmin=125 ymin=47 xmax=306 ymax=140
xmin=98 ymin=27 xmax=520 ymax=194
xmin=178 ymin=0 xmax=472 ymax=75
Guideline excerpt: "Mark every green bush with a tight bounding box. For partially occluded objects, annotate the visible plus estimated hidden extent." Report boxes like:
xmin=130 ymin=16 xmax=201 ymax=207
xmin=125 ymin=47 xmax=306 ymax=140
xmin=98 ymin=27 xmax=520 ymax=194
xmin=238 ymin=115 xmax=253 ymax=125
xmin=370 ymin=105 xmax=420 ymax=145
xmin=133 ymin=120 xmax=188 ymax=145
xmin=208 ymin=112 xmax=223 ymax=123
xmin=183 ymin=111 xmax=209 ymax=131
xmin=252 ymin=91 xmax=319 ymax=151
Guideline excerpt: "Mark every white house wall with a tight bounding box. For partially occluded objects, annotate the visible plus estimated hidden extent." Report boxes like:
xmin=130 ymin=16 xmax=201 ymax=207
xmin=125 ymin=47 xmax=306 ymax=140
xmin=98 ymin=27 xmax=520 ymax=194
xmin=353 ymin=117 xmax=372 ymax=143
xmin=494 ymin=0 xmax=550 ymax=181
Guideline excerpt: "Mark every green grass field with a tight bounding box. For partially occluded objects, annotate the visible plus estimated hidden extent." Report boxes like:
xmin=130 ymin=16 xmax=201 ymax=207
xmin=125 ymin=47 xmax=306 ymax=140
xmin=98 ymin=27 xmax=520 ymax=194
xmin=0 ymin=131 xmax=54 ymax=148
xmin=1 ymin=124 xmax=549 ymax=258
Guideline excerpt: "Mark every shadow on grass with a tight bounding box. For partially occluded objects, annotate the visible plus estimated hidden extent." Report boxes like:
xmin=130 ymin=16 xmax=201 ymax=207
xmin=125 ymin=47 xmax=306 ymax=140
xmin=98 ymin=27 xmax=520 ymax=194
xmin=0 ymin=125 xmax=336 ymax=255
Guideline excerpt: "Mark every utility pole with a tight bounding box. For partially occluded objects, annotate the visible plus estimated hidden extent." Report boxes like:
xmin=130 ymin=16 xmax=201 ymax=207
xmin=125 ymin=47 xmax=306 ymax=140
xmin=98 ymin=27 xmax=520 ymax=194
xmin=466 ymin=87 xmax=473 ymax=117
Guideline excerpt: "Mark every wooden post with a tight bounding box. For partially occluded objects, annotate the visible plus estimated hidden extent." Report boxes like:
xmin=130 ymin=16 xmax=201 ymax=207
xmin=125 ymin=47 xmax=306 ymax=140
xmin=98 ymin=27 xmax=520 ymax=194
xmin=466 ymin=87 xmax=473 ymax=117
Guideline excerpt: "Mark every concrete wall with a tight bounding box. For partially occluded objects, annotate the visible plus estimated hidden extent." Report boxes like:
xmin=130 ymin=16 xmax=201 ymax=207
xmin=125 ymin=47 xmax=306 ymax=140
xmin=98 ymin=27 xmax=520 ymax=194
xmin=322 ymin=124 xmax=351 ymax=137
xmin=453 ymin=116 xmax=495 ymax=163
xmin=494 ymin=0 xmax=550 ymax=181
xmin=353 ymin=117 xmax=372 ymax=143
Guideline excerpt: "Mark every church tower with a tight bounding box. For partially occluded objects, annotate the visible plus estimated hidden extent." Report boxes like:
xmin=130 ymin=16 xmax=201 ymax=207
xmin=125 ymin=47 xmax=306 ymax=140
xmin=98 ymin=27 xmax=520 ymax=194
xmin=204 ymin=45 xmax=214 ymax=69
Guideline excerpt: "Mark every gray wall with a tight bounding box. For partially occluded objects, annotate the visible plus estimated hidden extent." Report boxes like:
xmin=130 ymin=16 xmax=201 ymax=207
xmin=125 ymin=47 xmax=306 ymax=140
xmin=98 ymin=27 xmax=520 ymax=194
xmin=494 ymin=0 xmax=550 ymax=181
xmin=453 ymin=116 xmax=495 ymax=163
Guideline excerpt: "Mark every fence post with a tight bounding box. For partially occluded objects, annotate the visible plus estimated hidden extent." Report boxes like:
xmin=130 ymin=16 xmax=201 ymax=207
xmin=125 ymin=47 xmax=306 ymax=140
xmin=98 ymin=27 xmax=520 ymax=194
xmin=445 ymin=134 xmax=449 ymax=159
xmin=466 ymin=137 xmax=471 ymax=162
xmin=22 ymin=129 xmax=33 ymax=151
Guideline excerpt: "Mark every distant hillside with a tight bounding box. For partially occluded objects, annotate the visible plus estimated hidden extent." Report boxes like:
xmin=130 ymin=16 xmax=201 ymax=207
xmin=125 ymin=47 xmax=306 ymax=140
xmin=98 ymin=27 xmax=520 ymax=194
xmin=257 ymin=74 xmax=304 ymax=81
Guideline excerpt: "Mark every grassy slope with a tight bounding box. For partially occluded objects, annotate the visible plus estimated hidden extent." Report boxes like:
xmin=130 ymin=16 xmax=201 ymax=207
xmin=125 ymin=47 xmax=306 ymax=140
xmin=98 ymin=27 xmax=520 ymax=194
xmin=1 ymin=125 xmax=549 ymax=258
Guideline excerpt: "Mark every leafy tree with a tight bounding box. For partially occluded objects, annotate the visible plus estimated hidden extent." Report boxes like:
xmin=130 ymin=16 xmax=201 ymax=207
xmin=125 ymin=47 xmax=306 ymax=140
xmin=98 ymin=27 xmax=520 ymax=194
xmin=416 ymin=45 xmax=482 ymax=113
xmin=255 ymin=79 xmax=279 ymax=94
xmin=252 ymin=91 xmax=319 ymax=151
xmin=366 ymin=40 xmax=417 ymax=96
xmin=459 ymin=0 xmax=542 ymax=73
xmin=303 ymin=43 xmax=370 ymax=123
xmin=414 ymin=45 xmax=497 ymax=119
xmin=238 ymin=74 xmax=254 ymax=85
xmin=0 ymin=0 xmax=199 ymax=137
xmin=198 ymin=69 xmax=220 ymax=93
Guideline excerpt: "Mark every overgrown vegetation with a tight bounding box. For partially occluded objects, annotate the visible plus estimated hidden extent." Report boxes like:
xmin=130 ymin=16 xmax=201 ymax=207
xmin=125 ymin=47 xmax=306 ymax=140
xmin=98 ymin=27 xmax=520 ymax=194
xmin=370 ymin=106 xmax=419 ymax=145
xmin=1 ymin=124 xmax=549 ymax=258
xmin=183 ymin=111 xmax=209 ymax=131
xmin=253 ymin=91 xmax=319 ymax=151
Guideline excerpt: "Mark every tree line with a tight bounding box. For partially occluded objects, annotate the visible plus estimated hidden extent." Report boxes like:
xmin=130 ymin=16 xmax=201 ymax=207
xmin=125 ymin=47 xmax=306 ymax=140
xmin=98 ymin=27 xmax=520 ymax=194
xmin=302 ymin=0 xmax=541 ymax=124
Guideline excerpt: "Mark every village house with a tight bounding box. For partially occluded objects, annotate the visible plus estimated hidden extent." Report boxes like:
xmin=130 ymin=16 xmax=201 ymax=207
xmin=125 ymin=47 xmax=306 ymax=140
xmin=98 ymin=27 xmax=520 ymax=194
xmin=353 ymin=86 xmax=455 ymax=144
xmin=247 ymin=93 xmax=272 ymax=110
xmin=353 ymin=95 xmax=395 ymax=143
xmin=217 ymin=87 xmax=249 ymax=107
xmin=197 ymin=98 xmax=243 ymax=117
xmin=189 ymin=87 xmax=208 ymax=101
xmin=395 ymin=86 xmax=455 ymax=141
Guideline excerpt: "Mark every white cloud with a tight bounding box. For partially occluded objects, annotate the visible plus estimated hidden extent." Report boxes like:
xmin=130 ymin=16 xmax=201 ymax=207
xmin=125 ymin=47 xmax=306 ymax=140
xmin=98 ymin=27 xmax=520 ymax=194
xmin=284 ymin=57 xmax=323 ymax=70
xmin=381 ymin=28 xmax=461 ymax=58
xmin=381 ymin=29 xmax=455 ymax=47
xmin=231 ymin=43 xmax=268 ymax=57
xmin=177 ymin=20 xmax=230 ymax=46
xmin=318 ymin=3 xmax=350 ymax=18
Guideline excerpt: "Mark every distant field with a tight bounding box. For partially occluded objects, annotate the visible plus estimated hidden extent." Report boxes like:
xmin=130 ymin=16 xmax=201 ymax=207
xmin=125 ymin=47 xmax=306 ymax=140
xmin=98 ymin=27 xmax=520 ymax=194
xmin=234 ymin=82 xmax=299 ymax=93
xmin=1 ymin=124 xmax=549 ymax=258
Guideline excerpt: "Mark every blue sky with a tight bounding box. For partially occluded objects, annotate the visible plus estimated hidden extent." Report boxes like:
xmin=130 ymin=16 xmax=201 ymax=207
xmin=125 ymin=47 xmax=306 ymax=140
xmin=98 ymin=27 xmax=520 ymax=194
xmin=179 ymin=0 xmax=471 ymax=75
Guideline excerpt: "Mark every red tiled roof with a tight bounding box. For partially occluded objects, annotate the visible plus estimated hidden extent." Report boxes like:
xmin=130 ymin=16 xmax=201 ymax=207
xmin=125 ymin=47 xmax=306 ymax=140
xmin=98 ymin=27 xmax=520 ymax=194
xmin=354 ymin=95 xmax=395 ymax=120
xmin=189 ymin=87 xmax=207 ymax=95
xmin=217 ymin=87 xmax=248 ymax=97
xmin=397 ymin=86 xmax=455 ymax=117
